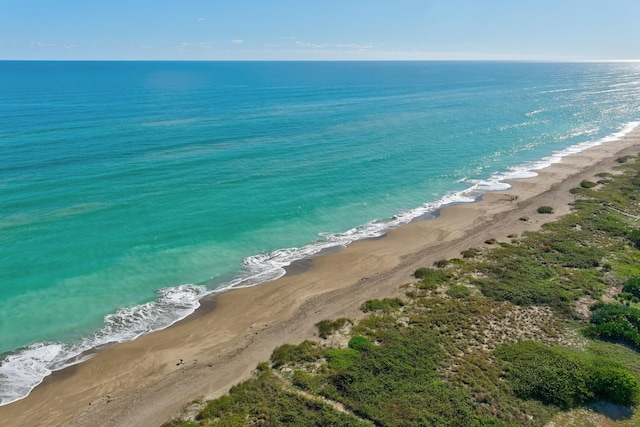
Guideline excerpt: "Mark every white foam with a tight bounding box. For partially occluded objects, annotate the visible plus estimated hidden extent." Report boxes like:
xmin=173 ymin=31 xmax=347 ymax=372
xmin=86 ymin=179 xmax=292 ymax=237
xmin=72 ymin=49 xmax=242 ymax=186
xmin=0 ymin=284 xmax=209 ymax=406
xmin=525 ymin=109 xmax=545 ymax=118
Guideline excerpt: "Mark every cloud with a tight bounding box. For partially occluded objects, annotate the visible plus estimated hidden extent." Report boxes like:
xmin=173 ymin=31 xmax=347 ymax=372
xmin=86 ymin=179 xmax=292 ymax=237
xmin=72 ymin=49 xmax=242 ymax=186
xmin=199 ymin=42 xmax=215 ymax=49
xmin=295 ymin=41 xmax=330 ymax=49
xmin=197 ymin=18 xmax=206 ymax=22
xmin=139 ymin=44 xmax=152 ymax=49
xmin=64 ymin=44 xmax=77 ymax=49
xmin=231 ymin=39 xmax=244 ymax=45
xmin=30 ymin=41 xmax=57 ymax=48
xmin=336 ymin=43 xmax=374 ymax=50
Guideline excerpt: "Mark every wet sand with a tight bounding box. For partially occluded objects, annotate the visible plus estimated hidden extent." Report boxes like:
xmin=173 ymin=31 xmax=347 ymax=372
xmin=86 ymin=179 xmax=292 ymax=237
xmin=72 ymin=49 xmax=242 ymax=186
xmin=2 ymin=130 xmax=640 ymax=427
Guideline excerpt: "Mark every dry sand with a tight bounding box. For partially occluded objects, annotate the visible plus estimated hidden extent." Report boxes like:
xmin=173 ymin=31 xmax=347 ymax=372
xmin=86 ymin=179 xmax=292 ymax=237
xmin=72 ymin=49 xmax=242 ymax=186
xmin=2 ymin=130 xmax=640 ymax=427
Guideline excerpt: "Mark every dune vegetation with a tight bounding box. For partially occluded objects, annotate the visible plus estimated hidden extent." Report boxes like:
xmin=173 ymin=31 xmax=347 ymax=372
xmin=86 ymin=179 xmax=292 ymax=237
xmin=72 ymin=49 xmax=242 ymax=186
xmin=164 ymin=157 xmax=640 ymax=427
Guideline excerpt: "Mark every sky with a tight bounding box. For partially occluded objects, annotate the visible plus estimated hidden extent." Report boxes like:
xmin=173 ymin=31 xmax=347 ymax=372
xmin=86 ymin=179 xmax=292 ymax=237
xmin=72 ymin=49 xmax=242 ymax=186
xmin=1 ymin=0 xmax=639 ymax=61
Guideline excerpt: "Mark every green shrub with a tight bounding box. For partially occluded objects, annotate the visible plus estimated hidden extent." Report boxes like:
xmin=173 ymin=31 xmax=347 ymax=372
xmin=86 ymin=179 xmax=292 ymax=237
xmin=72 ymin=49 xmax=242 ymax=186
xmin=446 ymin=284 xmax=472 ymax=299
xmin=587 ymin=302 xmax=640 ymax=349
xmin=360 ymin=298 xmax=404 ymax=313
xmin=496 ymin=341 xmax=592 ymax=408
xmin=414 ymin=267 xmax=431 ymax=278
xmin=590 ymin=361 xmax=640 ymax=405
xmin=433 ymin=259 xmax=449 ymax=268
xmin=596 ymin=172 xmax=614 ymax=179
xmin=325 ymin=348 xmax=361 ymax=370
xmin=622 ymin=276 xmax=640 ymax=299
xmin=537 ymin=205 xmax=554 ymax=214
xmin=291 ymin=369 xmax=322 ymax=392
xmin=617 ymin=155 xmax=632 ymax=163
xmin=348 ymin=335 xmax=374 ymax=352
xmin=414 ymin=267 xmax=450 ymax=290
xmin=271 ymin=341 xmax=323 ymax=367
xmin=629 ymin=229 xmax=640 ymax=249
xmin=315 ymin=318 xmax=352 ymax=339
xmin=580 ymin=180 xmax=597 ymax=188
xmin=461 ymin=248 xmax=480 ymax=258
xmin=161 ymin=420 xmax=200 ymax=427
xmin=495 ymin=341 xmax=640 ymax=407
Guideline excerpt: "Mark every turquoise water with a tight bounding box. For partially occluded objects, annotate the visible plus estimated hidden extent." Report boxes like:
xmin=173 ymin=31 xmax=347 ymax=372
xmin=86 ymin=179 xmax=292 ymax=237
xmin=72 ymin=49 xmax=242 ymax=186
xmin=1 ymin=61 xmax=640 ymax=404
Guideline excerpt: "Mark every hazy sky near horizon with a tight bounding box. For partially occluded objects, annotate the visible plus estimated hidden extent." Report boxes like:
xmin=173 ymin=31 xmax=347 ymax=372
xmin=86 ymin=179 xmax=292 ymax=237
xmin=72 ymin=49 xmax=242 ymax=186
xmin=1 ymin=0 xmax=639 ymax=61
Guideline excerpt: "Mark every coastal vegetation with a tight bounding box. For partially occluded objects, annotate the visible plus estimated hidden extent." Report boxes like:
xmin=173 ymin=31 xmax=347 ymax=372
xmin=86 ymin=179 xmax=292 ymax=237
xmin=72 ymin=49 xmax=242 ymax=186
xmin=164 ymin=157 xmax=640 ymax=426
xmin=315 ymin=318 xmax=353 ymax=339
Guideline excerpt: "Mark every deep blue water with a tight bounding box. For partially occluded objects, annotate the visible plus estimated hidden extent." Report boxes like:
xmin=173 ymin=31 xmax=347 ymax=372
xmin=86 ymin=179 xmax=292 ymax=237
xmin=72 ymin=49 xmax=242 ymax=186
xmin=1 ymin=61 xmax=639 ymax=404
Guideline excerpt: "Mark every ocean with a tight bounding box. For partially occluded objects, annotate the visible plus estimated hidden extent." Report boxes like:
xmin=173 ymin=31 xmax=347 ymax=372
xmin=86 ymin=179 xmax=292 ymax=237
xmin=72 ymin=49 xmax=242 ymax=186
xmin=1 ymin=61 xmax=639 ymax=404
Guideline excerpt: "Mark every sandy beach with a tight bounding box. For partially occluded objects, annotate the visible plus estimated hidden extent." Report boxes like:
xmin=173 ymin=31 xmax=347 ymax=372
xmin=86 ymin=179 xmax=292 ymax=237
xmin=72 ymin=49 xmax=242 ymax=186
xmin=2 ymin=130 xmax=640 ymax=427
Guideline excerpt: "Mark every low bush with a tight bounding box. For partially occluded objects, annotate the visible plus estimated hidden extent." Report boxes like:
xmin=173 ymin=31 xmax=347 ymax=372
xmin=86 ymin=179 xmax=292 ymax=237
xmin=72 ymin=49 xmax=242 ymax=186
xmin=325 ymin=348 xmax=361 ymax=370
xmin=446 ymin=284 xmax=472 ymax=299
xmin=537 ymin=205 xmax=554 ymax=214
xmin=569 ymin=187 xmax=583 ymax=194
xmin=622 ymin=276 xmax=640 ymax=299
xmin=596 ymin=172 xmax=614 ymax=179
xmin=315 ymin=318 xmax=352 ymax=339
xmin=586 ymin=302 xmax=640 ymax=349
xmin=348 ymin=335 xmax=374 ymax=352
xmin=414 ymin=267 xmax=450 ymax=290
xmin=495 ymin=341 xmax=640 ymax=407
xmin=617 ymin=155 xmax=632 ymax=163
xmin=461 ymin=248 xmax=481 ymax=258
xmin=433 ymin=259 xmax=449 ymax=268
xmin=360 ymin=298 xmax=404 ymax=313
xmin=580 ymin=180 xmax=597 ymax=188
xmin=271 ymin=341 xmax=323 ymax=368
xmin=162 ymin=420 xmax=199 ymax=427
xmin=628 ymin=229 xmax=640 ymax=249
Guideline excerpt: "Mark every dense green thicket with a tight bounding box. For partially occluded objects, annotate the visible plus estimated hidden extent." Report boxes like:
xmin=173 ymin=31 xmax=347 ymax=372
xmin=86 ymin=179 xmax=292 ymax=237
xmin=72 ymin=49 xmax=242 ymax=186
xmin=623 ymin=276 xmax=640 ymax=299
xmin=496 ymin=341 xmax=640 ymax=407
xmin=585 ymin=303 xmax=640 ymax=349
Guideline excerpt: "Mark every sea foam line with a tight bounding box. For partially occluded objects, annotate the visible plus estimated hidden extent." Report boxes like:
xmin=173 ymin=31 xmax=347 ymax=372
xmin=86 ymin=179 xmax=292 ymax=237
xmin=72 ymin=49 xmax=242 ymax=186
xmin=0 ymin=284 xmax=210 ymax=406
xmin=1 ymin=120 xmax=638 ymax=407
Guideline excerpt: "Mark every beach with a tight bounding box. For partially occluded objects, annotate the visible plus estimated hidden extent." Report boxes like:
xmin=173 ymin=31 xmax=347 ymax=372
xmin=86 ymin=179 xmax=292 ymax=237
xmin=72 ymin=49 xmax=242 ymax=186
xmin=1 ymin=130 xmax=640 ymax=427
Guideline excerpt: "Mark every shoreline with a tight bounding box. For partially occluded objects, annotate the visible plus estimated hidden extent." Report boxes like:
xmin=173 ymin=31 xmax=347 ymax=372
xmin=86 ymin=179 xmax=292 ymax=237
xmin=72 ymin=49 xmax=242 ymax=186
xmin=2 ymin=130 xmax=640 ymax=426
